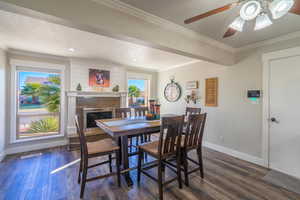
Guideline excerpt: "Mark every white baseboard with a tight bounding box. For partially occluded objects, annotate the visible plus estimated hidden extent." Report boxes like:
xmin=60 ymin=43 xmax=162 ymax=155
xmin=203 ymin=142 xmax=266 ymax=167
xmin=5 ymin=139 xmax=68 ymax=155
xmin=0 ymin=151 xmax=5 ymax=162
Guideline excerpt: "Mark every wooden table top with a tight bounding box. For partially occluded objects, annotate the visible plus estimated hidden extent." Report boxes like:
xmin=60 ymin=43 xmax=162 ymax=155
xmin=96 ymin=116 xmax=161 ymax=137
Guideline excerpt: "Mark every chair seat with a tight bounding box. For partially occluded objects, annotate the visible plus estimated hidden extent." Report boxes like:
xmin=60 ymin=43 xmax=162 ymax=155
xmin=87 ymin=138 xmax=119 ymax=155
xmin=139 ymin=140 xmax=160 ymax=156
xmin=139 ymin=138 xmax=179 ymax=158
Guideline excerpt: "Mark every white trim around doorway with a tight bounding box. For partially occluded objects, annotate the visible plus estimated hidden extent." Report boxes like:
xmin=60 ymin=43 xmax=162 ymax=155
xmin=262 ymin=46 xmax=300 ymax=168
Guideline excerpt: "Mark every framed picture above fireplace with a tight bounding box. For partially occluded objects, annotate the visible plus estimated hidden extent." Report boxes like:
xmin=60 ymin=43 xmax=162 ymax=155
xmin=89 ymin=69 xmax=110 ymax=87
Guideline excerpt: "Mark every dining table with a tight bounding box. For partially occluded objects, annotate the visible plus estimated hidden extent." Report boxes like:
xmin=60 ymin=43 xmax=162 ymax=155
xmin=95 ymin=116 xmax=162 ymax=186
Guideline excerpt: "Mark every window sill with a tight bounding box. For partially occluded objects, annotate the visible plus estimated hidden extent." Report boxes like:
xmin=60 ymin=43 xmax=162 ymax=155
xmin=11 ymin=133 xmax=65 ymax=144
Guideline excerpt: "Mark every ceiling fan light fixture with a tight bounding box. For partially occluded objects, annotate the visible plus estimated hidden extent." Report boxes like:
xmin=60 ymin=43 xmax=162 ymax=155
xmin=255 ymin=13 xmax=273 ymax=30
xmin=240 ymin=0 xmax=262 ymax=20
xmin=229 ymin=16 xmax=245 ymax=32
xmin=269 ymin=0 xmax=295 ymax=19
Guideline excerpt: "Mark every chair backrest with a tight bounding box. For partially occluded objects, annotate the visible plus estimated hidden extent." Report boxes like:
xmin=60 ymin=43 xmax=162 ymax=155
xmin=134 ymin=107 xmax=148 ymax=117
xmin=158 ymin=115 xmax=184 ymax=157
xmin=115 ymin=108 xmax=131 ymax=118
xmin=184 ymin=113 xmax=207 ymax=150
xmin=185 ymin=107 xmax=201 ymax=116
xmin=74 ymin=114 xmax=88 ymax=156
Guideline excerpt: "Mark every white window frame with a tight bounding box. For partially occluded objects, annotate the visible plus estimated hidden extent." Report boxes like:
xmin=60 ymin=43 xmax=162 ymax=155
xmin=126 ymin=72 xmax=152 ymax=107
xmin=10 ymin=59 xmax=66 ymax=143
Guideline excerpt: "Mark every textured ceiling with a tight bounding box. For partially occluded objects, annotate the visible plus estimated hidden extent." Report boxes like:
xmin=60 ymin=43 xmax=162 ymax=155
xmin=0 ymin=10 xmax=197 ymax=70
xmin=119 ymin=0 xmax=300 ymax=48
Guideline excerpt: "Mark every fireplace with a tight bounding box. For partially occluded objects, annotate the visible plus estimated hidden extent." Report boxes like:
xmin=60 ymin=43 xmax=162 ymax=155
xmin=66 ymin=91 xmax=127 ymax=136
xmin=83 ymin=108 xmax=114 ymax=129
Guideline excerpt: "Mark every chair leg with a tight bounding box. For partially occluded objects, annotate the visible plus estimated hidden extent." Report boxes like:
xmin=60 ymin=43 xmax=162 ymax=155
xmin=78 ymin=156 xmax=82 ymax=184
xmin=144 ymin=149 xmax=148 ymax=162
xmin=129 ymin=137 xmax=133 ymax=152
xmin=109 ymin=154 xmax=113 ymax=173
xmin=161 ymin=159 xmax=166 ymax=172
xmin=135 ymin=136 xmax=139 ymax=146
xmin=118 ymin=137 xmax=122 ymax=164
xmin=141 ymin=134 xmax=144 ymax=143
xmin=182 ymin=150 xmax=189 ymax=186
xmin=176 ymin=153 xmax=182 ymax=189
xmin=158 ymin=160 xmax=163 ymax=200
xmin=116 ymin=151 xmax=121 ymax=187
xmin=80 ymin=158 xmax=88 ymax=199
xmin=197 ymin=148 xmax=204 ymax=179
xmin=137 ymin=149 xmax=143 ymax=184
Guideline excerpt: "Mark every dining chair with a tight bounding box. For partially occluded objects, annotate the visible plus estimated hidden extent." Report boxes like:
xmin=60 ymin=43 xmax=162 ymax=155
xmin=75 ymin=115 xmax=121 ymax=198
xmin=134 ymin=107 xmax=152 ymax=143
xmin=115 ymin=107 xmax=132 ymax=118
xmin=115 ymin=107 xmax=139 ymax=153
xmin=137 ymin=115 xmax=185 ymax=200
xmin=185 ymin=107 xmax=201 ymax=117
xmin=183 ymin=107 xmax=201 ymax=133
xmin=181 ymin=113 xmax=207 ymax=186
xmin=134 ymin=106 xmax=148 ymax=117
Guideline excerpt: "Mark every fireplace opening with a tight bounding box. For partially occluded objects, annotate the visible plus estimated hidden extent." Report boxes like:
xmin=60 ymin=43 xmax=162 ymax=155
xmin=86 ymin=111 xmax=113 ymax=128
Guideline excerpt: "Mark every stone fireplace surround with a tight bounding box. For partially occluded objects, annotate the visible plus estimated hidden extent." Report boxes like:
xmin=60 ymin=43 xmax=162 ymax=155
xmin=66 ymin=91 xmax=127 ymax=137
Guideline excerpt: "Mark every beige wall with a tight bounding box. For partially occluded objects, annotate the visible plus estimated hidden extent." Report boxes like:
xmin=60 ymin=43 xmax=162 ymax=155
xmin=0 ymin=49 xmax=6 ymax=161
xmin=4 ymin=52 xmax=157 ymax=154
xmin=158 ymin=37 xmax=300 ymax=159
xmin=69 ymin=58 xmax=157 ymax=98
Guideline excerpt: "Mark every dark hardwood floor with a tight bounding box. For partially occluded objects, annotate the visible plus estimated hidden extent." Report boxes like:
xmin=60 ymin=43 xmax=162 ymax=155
xmin=1 ymin=146 xmax=299 ymax=200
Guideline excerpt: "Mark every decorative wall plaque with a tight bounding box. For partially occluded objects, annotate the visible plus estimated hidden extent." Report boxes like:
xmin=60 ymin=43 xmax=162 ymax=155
xmin=205 ymin=77 xmax=218 ymax=107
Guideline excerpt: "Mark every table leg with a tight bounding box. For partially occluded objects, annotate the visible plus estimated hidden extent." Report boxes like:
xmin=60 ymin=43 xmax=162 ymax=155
xmin=121 ymin=135 xmax=133 ymax=186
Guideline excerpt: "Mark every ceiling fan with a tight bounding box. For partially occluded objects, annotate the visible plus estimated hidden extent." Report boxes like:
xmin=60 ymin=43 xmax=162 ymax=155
xmin=184 ymin=0 xmax=300 ymax=38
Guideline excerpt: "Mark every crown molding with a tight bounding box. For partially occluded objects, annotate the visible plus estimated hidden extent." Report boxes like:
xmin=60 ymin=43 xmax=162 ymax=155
xmin=7 ymin=48 xmax=69 ymax=61
xmin=92 ymin=0 xmax=236 ymax=53
xmin=237 ymin=30 xmax=300 ymax=52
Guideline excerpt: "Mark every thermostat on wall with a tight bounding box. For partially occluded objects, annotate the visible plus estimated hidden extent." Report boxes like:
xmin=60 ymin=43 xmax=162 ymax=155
xmin=247 ymin=90 xmax=260 ymax=98
xmin=247 ymin=90 xmax=261 ymax=104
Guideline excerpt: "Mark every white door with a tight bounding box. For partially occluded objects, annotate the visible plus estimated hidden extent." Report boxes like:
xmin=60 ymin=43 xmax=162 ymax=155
xmin=269 ymin=54 xmax=300 ymax=178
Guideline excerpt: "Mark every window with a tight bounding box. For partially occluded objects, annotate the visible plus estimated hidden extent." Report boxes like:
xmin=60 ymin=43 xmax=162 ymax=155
xmin=127 ymin=73 xmax=151 ymax=108
xmin=17 ymin=71 xmax=61 ymax=139
xmin=11 ymin=60 xmax=65 ymax=142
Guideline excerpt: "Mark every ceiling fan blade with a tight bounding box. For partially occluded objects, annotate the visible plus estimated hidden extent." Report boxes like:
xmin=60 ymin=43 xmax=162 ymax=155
xmin=223 ymin=28 xmax=237 ymax=38
xmin=289 ymin=0 xmax=300 ymax=15
xmin=184 ymin=2 xmax=238 ymax=24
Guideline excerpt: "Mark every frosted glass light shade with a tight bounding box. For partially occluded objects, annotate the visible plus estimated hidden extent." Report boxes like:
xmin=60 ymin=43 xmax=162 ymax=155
xmin=240 ymin=0 xmax=262 ymax=21
xmin=255 ymin=14 xmax=273 ymax=30
xmin=269 ymin=0 xmax=295 ymax=19
xmin=229 ymin=16 xmax=245 ymax=32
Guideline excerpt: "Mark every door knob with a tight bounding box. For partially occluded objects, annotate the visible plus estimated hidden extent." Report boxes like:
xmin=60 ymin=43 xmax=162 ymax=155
xmin=270 ymin=117 xmax=279 ymax=123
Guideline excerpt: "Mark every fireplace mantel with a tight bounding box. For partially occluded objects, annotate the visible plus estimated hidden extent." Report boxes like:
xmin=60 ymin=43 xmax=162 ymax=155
xmin=66 ymin=91 xmax=127 ymax=136
xmin=66 ymin=91 xmax=127 ymax=97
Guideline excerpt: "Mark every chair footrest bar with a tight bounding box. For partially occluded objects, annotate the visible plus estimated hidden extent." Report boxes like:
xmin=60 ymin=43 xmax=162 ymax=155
xmin=88 ymin=160 xmax=110 ymax=168
xmin=187 ymin=156 xmax=200 ymax=165
xmin=141 ymin=170 xmax=158 ymax=182
xmin=86 ymin=172 xmax=117 ymax=182
xmin=187 ymin=167 xmax=201 ymax=175
xmin=162 ymin=177 xmax=178 ymax=186
xmin=142 ymin=163 xmax=158 ymax=171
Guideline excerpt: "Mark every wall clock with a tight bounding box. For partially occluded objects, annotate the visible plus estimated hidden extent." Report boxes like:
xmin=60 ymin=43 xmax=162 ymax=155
xmin=164 ymin=79 xmax=182 ymax=102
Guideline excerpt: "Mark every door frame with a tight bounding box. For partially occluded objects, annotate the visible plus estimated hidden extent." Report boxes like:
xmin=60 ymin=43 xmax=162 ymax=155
xmin=10 ymin=59 xmax=66 ymax=143
xmin=262 ymin=46 xmax=300 ymax=168
xmin=126 ymin=72 xmax=152 ymax=107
